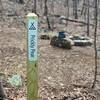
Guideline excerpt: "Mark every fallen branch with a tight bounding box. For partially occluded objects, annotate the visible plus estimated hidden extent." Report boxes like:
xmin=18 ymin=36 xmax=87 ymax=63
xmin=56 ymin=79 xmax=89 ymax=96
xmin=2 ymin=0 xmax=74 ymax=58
xmin=50 ymin=14 xmax=95 ymax=26
xmin=71 ymin=83 xmax=88 ymax=88
xmin=61 ymin=18 xmax=94 ymax=26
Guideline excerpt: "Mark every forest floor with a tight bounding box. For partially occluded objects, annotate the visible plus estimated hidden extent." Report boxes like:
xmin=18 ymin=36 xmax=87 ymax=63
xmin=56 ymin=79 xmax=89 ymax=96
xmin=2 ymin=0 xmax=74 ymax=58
xmin=0 ymin=18 xmax=100 ymax=100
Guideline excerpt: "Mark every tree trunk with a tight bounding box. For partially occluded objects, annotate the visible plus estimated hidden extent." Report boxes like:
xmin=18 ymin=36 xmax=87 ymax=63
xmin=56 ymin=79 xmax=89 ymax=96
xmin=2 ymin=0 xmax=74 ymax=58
xmin=81 ymin=0 xmax=85 ymax=15
xmin=0 ymin=0 xmax=5 ymax=21
xmin=81 ymin=0 xmax=87 ymax=21
xmin=87 ymin=0 xmax=90 ymax=36
xmin=0 ymin=0 xmax=3 ymax=16
xmin=32 ymin=0 xmax=37 ymax=13
xmin=92 ymin=0 xmax=98 ymax=89
xmin=44 ymin=0 xmax=52 ymax=30
xmin=51 ymin=0 xmax=55 ymax=29
xmin=73 ymin=0 xmax=78 ymax=19
xmin=40 ymin=0 xmax=43 ymax=11
xmin=65 ymin=0 xmax=69 ymax=26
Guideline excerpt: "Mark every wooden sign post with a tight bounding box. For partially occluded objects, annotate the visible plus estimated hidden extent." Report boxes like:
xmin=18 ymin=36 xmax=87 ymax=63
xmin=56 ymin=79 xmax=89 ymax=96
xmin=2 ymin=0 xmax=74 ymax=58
xmin=27 ymin=13 xmax=38 ymax=100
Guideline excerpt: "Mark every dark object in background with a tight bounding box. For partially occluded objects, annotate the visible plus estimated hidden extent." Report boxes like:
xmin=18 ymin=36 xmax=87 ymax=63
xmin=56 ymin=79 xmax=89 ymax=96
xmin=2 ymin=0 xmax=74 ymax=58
xmin=40 ymin=35 xmax=50 ymax=40
xmin=50 ymin=36 xmax=72 ymax=49
xmin=70 ymin=36 xmax=93 ymax=46
xmin=0 ymin=82 xmax=7 ymax=100
xmin=62 ymin=96 xmax=68 ymax=100
xmin=16 ymin=0 xmax=25 ymax=4
xmin=58 ymin=31 xmax=66 ymax=39
xmin=96 ymin=47 xmax=100 ymax=51
xmin=59 ymin=16 xmax=67 ymax=24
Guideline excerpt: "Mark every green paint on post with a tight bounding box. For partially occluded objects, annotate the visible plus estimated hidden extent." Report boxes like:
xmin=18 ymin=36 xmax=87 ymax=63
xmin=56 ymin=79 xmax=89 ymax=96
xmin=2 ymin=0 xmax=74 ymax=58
xmin=27 ymin=13 xmax=38 ymax=100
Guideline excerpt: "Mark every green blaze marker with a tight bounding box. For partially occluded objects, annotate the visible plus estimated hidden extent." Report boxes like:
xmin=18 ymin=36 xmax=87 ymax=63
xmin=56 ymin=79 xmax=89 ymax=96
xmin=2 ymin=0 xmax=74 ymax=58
xmin=27 ymin=13 xmax=38 ymax=100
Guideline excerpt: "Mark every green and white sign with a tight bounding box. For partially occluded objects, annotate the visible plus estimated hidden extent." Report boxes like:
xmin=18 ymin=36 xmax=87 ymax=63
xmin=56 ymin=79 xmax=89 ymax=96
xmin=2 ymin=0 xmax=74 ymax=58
xmin=28 ymin=15 xmax=38 ymax=61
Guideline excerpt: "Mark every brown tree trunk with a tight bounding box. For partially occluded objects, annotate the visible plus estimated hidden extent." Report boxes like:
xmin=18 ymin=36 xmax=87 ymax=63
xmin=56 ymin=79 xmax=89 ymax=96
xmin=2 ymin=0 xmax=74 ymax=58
xmin=87 ymin=0 xmax=90 ymax=36
xmin=44 ymin=0 xmax=52 ymax=30
xmin=92 ymin=0 xmax=98 ymax=89
xmin=51 ymin=0 xmax=55 ymax=29
xmin=81 ymin=0 xmax=87 ymax=21
xmin=73 ymin=0 xmax=78 ymax=19
xmin=40 ymin=0 xmax=43 ymax=11
xmin=65 ymin=0 xmax=69 ymax=26
xmin=81 ymin=0 xmax=85 ymax=15
xmin=0 ymin=0 xmax=3 ymax=16
xmin=32 ymin=0 xmax=37 ymax=13
xmin=0 ymin=0 xmax=5 ymax=21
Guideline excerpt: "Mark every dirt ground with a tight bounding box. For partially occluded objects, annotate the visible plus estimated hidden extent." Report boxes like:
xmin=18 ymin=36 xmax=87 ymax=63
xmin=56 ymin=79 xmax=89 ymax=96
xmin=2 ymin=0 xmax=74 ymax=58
xmin=0 ymin=18 xmax=100 ymax=100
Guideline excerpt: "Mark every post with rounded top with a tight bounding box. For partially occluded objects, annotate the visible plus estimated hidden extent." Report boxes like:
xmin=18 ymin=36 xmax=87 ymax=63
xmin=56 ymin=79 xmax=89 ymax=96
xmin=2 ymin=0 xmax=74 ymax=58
xmin=27 ymin=13 xmax=38 ymax=100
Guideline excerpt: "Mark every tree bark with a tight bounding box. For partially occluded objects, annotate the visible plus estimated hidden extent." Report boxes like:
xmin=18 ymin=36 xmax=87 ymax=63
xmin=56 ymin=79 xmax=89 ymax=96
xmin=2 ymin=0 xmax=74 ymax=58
xmin=92 ymin=0 xmax=98 ymax=89
xmin=87 ymin=0 xmax=90 ymax=36
xmin=32 ymin=0 xmax=37 ymax=13
xmin=0 ymin=0 xmax=3 ymax=16
xmin=44 ymin=0 xmax=52 ymax=30
xmin=51 ymin=0 xmax=55 ymax=29
xmin=81 ymin=0 xmax=86 ymax=15
xmin=65 ymin=0 xmax=69 ymax=26
xmin=73 ymin=0 xmax=78 ymax=19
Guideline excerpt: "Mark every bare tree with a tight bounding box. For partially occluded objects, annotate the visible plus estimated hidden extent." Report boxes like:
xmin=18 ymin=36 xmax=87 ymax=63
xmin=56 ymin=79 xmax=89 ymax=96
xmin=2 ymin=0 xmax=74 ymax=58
xmin=81 ymin=0 xmax=87 ymax=21
xmin=44 ymin=0 xmax=52 ymax=30
xmin=87 ymin=0 xmax=90 ymax=36
xmin=0 ymin=0 xmax=3 ymax=18
xmin=65 ymin=0 xmax=69 ymax=26
xmin=32 ymin=0 xmax=37 ymax=13
xmin=81 ymin=0 xmax=85 ymax=15
xmin=51 ymin=0 xmax=55 ymax=29
xmin=92 ymin=0 xmax=98 ymax=88
xmin=73 ymin=0 xmax=78 ymax=19
xmin=40 ymin=0 xmax=43 ymax=10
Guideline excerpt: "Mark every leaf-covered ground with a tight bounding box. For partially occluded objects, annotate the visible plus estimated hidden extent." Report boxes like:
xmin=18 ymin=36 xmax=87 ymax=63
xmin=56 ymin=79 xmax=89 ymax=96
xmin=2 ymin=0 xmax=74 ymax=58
xmin=0 ymin=19 xmax=100 ymax=100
